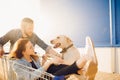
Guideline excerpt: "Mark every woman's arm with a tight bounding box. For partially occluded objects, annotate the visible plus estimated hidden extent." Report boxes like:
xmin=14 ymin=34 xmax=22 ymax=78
xmin=42 ymin=59 xmax=53 ymax=71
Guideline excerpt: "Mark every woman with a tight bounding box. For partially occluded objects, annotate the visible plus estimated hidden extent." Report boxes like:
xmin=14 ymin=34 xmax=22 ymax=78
xmin=9 ymin=38 xmax=94 ymax=80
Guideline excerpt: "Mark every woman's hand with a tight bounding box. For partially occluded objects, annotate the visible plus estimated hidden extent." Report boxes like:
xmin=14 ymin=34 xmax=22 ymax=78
xmin=42 ymin=53 xmax=64 ymax=65
xmin=41 ymin=54 xmax=49 ymax=65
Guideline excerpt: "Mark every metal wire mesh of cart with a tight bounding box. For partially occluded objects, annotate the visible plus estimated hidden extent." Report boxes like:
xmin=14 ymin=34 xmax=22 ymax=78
xmin=0 ymin=55 xmax=60 ymax=80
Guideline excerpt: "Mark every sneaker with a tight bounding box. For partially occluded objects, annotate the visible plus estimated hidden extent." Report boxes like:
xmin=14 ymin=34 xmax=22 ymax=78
xmin=77 ymin=59 xmax=98 ymax=80
xmin=84 ymin=36 xmax=97 ymax=64
xmin=83 ymin=60 xmax=98 ymax=80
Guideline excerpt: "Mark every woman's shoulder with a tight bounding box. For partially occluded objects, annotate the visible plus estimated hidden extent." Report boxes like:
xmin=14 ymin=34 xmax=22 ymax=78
xmin=13 ymin=58 xmax=29 ymax=66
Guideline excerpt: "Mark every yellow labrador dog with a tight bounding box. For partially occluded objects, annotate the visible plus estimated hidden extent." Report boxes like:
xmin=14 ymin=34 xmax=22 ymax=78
xmin=50 ymin=35 xmax=80 ymax=65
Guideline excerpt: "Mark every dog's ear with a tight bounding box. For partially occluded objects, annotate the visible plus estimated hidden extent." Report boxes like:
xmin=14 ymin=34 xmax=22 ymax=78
xmin=66 ymin=37 xmax=72 ymax=43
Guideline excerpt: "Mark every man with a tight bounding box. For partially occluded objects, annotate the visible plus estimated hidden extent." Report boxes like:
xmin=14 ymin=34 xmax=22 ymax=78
xmin=0 ymin=17 xmax=59 ymax=58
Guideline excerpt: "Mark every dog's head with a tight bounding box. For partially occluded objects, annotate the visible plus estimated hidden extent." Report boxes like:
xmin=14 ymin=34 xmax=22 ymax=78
xmin=50 ymin=35 xmax=73 ymax=49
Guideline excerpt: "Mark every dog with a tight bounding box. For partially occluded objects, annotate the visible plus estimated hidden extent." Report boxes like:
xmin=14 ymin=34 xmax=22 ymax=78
xmin=50 ymin=35 xmax=80 ymax=65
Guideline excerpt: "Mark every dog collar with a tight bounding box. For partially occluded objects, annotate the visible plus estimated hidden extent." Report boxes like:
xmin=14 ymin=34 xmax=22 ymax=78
xmin=60 ymin=44 xmax=73 ymax=53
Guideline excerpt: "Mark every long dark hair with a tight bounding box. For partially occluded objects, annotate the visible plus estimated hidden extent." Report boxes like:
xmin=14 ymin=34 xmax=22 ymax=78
xmin=9 ymin=38 xmax=29 ymax=59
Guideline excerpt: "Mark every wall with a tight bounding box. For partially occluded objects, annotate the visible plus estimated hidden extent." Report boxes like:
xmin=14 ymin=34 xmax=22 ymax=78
xmin=116 ymin=48 xmax=120 ymax=73
xmin=95 ymin=48 xmax=115 ymax=73
xmin=0 ymin=0 xmax=41 ymax=36
xmin=39 ymin=0 xmax=110 ymax=47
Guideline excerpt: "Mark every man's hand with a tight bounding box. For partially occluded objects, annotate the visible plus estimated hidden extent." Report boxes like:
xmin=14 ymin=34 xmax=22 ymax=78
xmin=42 ymin=53 xmax=64 ymax=65
xmin=0 ymin=47 xmax=4 ymax=58
xmin=46 ymin=48 xmax=62 ymax=58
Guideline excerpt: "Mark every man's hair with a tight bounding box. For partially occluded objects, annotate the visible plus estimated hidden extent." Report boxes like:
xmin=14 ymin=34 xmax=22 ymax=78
xmin=21 ymin=17 xmax=34 ymax=29
xmin=22 ymin=17 xmax=34 ymax=23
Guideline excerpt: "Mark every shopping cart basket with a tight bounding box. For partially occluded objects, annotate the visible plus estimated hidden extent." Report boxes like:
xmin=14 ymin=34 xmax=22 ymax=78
xmin=1 ymin=55 xmax=65 ymax=80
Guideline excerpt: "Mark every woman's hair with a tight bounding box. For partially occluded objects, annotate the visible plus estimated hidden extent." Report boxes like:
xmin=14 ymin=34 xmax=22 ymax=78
xmin=9 ymin=38 xmax=29 ymax=59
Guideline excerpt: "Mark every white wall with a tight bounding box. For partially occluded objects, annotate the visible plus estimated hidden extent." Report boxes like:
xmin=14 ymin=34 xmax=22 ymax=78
xmin=95 ymin=48 xmax=115 ymax=73
xmin=116 ymin=48 xmax=120 ymax=73
xmin=0 ymin=0 xmax=41 ymax=36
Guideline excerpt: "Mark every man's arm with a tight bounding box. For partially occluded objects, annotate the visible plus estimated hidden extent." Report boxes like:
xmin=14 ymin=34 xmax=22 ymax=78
xmin=0 ymin=29 xmax=16 ymax=57
xmin=33 ymin=33 xmax=48 ymax=50
xmin=34 ymin=34 xmax=62 ymax=57
xmin=0 ymin=29 xmax=16 ymax=46
xmin=46 ymin=47 xmax=62 ymax=58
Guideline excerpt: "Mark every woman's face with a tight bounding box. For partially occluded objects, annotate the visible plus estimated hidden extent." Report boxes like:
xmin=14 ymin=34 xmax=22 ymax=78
xmin=24 ymin=41 xmax=34 ymax=56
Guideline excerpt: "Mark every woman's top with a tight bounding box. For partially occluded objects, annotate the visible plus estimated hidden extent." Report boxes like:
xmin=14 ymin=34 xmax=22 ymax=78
xmin=13 ymin=57 xmax=44 ymax=80
xmin=30 ymin=61 xmax=38 ymax=69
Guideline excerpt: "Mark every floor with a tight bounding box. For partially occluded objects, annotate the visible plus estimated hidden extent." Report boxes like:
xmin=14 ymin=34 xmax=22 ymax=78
xmin=67 ymin=71 xmax=120 ymax=80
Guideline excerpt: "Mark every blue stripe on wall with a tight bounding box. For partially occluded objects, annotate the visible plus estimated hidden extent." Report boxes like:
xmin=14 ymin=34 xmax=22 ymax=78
xmin=115 ymin=0 xmax=120 ymax=45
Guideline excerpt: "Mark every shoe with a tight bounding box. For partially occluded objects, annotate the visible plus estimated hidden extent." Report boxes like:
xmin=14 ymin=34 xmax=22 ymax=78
xmin=81 ymin=60 xmax=98 ymax=80
xmin=84 ymin=36 xmax=97 ymax=64
xmin=77 ymin=60 xmax=98 ymax=80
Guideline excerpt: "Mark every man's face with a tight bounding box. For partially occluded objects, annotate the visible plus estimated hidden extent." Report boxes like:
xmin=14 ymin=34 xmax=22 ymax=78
xmin=23 ymin=23 xmax=34 ymax=37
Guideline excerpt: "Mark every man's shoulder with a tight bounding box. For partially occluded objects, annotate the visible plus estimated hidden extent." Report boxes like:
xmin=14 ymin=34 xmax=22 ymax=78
xmin=11 ymin=28 xmax=21 ymax=31
xmin=9 ymin=28 xmax=21 ymax=34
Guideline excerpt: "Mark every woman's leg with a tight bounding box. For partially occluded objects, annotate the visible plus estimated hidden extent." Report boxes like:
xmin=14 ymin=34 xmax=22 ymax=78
xmin=47 ymin=57 xmax=87 ymax=76
xmin=51 ymin=57 xmax=87 ymax=76
xmin=53 ymin=62 xmax=79 ymax=76
xmin=46 ymin=64 xmax=68 ymax=74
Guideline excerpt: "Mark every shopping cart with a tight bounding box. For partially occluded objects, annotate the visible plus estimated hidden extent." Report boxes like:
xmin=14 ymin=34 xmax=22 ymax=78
xmin=0 ymin=55 xmax=65 ymax=80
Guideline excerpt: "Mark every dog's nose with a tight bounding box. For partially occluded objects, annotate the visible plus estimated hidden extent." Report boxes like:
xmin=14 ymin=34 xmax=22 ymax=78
xmin=50 ymin=40 xmax=53 ymax=43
